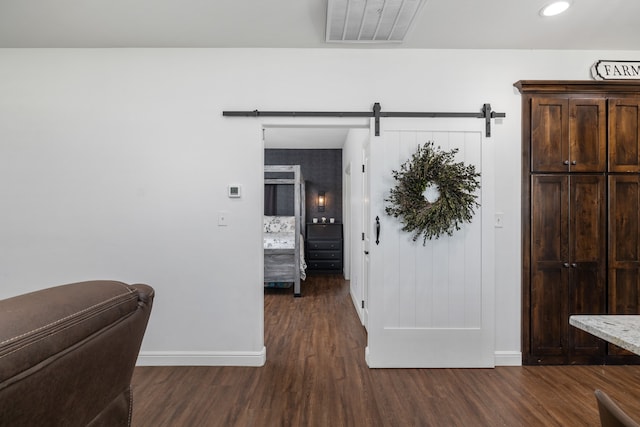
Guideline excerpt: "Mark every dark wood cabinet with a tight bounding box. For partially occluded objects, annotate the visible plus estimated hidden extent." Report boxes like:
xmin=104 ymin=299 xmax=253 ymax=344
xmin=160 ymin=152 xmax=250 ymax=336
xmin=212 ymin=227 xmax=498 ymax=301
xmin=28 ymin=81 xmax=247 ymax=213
xmin=609 ymin=98 xmax=640 ymax=172
xmin=305 ymin=224 xmax=343 ymax=273
xmin=530 ymin=175 xmax=606 ymax=364
xmin=516 ymin=80 xmax=640 ymax=365
xmin=531 ymin=97 xmax=606 ymax=172
xmin=608 ymin=175 xmax=640 ymax=359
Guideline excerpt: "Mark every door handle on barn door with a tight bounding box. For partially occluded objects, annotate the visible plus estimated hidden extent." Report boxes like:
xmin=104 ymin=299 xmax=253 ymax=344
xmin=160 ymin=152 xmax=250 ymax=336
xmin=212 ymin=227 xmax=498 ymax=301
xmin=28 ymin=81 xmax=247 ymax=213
xmin=375 ymin=216 xmax=380 ymax=245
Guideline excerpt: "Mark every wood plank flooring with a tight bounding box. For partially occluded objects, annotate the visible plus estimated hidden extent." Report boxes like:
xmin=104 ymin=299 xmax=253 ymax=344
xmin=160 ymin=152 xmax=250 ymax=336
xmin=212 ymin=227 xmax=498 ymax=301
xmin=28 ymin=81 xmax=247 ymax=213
xmin=132 ymin=275 xmax=640 ymax=426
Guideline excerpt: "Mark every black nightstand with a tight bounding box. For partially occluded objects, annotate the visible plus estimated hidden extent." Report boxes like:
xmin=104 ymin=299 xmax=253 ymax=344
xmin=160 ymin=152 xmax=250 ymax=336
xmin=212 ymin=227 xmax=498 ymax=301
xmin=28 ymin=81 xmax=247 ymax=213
xmin=305 ymin=223 xmax=343 ymax=273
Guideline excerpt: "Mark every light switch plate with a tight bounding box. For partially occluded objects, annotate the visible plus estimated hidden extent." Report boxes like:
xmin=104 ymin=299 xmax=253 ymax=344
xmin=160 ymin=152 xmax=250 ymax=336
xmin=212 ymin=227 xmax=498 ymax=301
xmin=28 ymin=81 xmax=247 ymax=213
xmin=218 ymin=211 xmax=229 ymax=226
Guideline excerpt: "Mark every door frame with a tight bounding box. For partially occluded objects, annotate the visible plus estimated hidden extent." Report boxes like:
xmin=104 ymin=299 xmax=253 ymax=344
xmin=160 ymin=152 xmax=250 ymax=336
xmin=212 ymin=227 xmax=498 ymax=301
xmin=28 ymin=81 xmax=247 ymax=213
xmin=260 ymin=118 xmax=370 ymax=339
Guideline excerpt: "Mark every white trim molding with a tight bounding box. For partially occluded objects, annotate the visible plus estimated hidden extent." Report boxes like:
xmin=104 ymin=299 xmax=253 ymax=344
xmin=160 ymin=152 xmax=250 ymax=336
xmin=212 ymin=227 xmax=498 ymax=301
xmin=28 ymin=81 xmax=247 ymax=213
xmin=350 ymin=288 xmax=365 ymax=325
xmin=494 ymin=351 xmax=522 ymax=366
xmin=136 ymin=347 xmax=267 ymax=367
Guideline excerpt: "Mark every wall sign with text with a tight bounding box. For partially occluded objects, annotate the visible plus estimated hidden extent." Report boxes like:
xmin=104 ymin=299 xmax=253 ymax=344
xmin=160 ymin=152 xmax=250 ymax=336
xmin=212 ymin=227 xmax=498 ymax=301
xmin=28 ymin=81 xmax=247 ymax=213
xmin=592 ymin=60 xmax=640 ymax=80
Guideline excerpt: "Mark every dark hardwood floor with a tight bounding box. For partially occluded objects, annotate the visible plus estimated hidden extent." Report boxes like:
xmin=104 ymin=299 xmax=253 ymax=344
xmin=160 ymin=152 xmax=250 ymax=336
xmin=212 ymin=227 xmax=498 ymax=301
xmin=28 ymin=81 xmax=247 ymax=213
xmin=132 ymin=275 xmax=640 ymax=426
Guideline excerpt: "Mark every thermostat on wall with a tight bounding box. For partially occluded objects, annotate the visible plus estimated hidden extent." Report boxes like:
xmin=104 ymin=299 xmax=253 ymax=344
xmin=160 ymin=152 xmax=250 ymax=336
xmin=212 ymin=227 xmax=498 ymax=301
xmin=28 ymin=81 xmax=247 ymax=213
xmin=228 ymin=185 xmax=242 ymax=198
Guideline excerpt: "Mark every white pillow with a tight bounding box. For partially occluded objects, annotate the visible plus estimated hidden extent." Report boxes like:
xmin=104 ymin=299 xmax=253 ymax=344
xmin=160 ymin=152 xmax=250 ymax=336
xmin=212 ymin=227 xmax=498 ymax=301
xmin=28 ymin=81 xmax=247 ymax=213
xmin=263 ymin=216 xmax=296 ymax=233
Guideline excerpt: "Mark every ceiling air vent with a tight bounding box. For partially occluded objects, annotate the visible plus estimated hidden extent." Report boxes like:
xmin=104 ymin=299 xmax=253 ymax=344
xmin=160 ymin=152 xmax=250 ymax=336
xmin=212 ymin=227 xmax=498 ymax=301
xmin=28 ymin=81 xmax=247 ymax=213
xmin=326 ymin=0 xmax=427 ymax=43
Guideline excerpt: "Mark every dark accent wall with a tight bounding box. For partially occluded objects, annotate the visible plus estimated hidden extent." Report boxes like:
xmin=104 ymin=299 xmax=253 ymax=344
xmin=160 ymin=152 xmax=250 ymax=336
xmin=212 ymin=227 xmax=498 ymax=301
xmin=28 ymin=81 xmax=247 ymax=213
xmin=265 ymin=149 xmax=343 ymax=224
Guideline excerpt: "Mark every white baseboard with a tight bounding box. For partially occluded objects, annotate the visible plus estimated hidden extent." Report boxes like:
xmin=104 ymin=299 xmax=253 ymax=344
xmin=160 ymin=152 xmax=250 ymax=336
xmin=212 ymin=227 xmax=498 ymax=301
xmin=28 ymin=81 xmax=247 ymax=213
xmin=366 ymin=348 xmax=522 ymax=368
xmin=494 ymin=350 xmax=522 ymax=366
xmin=136 ymin=347 xmax=266 ymax=367
xmin=136 ymin=349 xmax=519 ymax=368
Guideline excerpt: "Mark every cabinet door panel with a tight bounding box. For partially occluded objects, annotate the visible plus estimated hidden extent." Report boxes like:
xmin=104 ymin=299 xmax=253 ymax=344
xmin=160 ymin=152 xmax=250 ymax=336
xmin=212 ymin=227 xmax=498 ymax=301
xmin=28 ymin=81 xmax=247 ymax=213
xmin=609 ymin=175 xmax=640 ymax=313
xmin=571 ymin=266 xmax=606 ymax=355
xmin=569 ymin=175 xmax=607 ymax=356
xmin=531 ymin=98 xmax=569 ymax=172
xmin=531 ymin=175 xmax=568 ymax=262
xmin=608 ymin=175 xmax=640 ymax=356
xmin=609 ymin=98 xmax=640 ymax=172
xmin=569 ymin=99 xmax=606 ymax=172
xmin=571 ymin=175 xmax=607 ymax=264
xmin=531 ymin=268 xmax=568 ymax=357
xmin=531 ymin=176 xmax=569 ymax=357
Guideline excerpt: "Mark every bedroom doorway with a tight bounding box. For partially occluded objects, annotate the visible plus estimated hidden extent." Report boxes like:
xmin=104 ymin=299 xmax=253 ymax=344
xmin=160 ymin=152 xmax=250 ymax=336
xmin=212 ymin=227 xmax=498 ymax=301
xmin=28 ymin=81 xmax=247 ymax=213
xmin=262 ymin=124 xmax=369 ymax=321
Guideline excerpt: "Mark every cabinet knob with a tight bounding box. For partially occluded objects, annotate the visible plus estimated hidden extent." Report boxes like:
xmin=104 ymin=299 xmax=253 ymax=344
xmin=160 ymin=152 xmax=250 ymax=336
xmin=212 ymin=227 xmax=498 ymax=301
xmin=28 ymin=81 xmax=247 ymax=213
xmin=571 ymin=161 xmax=577 ymax=165
xmin=563 ymin=160 xmax=570 ymax=165
xmin=571 ymin=263 xmax=577 ymax=268
xmin=563 ymin=262 xmax=570 ymax=268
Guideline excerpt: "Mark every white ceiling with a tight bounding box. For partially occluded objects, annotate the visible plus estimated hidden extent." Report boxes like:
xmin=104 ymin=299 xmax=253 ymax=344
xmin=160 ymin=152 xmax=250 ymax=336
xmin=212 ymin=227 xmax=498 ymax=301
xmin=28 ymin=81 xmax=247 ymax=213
xmin=1 ymin=0 xmax=639 ymax=50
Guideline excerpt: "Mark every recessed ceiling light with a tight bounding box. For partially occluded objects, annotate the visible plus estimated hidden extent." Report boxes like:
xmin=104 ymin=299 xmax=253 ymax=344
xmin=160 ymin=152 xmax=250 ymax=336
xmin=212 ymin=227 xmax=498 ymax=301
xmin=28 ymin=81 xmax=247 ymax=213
xmin=540 ymin=1 xmax=571 ymax=17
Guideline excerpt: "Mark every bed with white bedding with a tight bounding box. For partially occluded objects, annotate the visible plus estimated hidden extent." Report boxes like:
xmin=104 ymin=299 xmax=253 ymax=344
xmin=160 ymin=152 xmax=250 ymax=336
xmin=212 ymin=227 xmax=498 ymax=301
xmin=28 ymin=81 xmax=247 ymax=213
xmin=263 ymin=165 xmax=306 ymax=296
xmin=263 ymin=216 xmax=307 ymax=286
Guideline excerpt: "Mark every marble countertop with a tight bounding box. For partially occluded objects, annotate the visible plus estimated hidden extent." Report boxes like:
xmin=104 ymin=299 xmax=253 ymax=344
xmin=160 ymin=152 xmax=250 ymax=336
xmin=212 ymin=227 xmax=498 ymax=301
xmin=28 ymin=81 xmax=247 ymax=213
xmin=569 ymin=315 xmax=640 ymax=355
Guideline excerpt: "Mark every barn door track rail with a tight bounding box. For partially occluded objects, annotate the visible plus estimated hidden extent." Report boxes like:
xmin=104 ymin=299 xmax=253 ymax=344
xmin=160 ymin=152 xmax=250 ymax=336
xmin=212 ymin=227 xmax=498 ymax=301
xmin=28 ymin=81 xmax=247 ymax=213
xmin=223 ymin=102 xmax=505 ymax=137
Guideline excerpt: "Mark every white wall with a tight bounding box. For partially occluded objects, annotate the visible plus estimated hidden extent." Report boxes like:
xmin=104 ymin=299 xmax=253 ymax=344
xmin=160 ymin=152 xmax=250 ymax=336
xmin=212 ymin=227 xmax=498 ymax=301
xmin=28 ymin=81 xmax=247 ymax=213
xmin=1 ymin=48 xmax=639 ymax=365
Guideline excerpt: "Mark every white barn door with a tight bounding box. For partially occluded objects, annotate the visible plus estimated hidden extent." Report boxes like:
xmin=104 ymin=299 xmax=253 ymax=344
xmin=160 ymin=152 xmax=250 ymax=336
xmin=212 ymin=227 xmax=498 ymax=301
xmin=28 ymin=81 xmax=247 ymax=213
xmin=366 ymin=118 xmax=495 ymax=368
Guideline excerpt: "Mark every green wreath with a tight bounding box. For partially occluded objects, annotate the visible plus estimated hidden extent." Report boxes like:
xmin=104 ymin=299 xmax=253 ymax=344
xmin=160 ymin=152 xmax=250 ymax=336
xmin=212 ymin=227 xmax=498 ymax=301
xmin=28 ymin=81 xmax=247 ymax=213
xmin=385 ymin=141 xmax=481 ymax=243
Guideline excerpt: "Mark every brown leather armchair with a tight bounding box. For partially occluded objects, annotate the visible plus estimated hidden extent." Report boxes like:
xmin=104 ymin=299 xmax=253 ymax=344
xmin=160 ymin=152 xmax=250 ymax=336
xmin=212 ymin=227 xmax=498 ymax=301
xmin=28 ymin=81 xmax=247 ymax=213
xmin=0 ymin=280 xmax=154 ymax=426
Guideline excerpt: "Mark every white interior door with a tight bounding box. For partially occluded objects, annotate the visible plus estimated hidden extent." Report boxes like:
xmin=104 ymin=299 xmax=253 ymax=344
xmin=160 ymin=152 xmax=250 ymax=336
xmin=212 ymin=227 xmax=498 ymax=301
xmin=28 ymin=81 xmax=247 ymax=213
xmin=365 ymin=118 xmax=495 ymax=368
